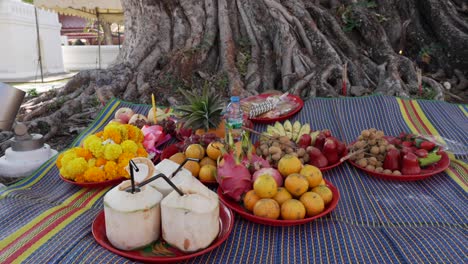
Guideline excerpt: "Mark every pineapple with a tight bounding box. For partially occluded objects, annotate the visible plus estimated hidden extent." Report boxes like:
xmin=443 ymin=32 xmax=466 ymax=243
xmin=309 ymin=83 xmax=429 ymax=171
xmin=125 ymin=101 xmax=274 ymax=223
xmin=176 ymin=87 xmax=225 ymax=136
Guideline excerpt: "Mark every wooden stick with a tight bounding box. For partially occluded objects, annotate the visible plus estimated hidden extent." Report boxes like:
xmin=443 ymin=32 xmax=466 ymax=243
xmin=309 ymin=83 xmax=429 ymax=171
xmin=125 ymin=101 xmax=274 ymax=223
xmin=340 ymin=148 xmax=366 ymax=162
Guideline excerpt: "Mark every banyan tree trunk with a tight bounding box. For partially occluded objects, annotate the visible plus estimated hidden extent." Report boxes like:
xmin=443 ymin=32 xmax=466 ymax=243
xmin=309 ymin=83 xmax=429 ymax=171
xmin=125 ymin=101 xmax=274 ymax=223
xmin=11 ymin=0 xmax=468 ymax=152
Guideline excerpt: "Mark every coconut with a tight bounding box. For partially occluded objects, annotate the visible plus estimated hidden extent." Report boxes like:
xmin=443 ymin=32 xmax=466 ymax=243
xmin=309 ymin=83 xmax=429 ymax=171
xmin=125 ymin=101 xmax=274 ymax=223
xmin=104 ymin=180 xmax=163 ymax=251
xmin=149 ymin=159 xmax=194 ymax=197
xmin=161 ymin=178 xmax=219 ymax=252
xmin=124 ymin=157 xmax=155 ymax=183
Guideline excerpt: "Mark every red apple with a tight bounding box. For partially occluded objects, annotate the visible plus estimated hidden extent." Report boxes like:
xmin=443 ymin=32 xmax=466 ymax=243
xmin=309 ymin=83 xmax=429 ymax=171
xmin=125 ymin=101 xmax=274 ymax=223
xmin=114 ymin=107 xmax=135 ymax=124
xmin=307 ymin=146 xmax=328 ymax=168
xmin=322 ymin=138 xmax=339 ymax=164
xmin=322 ymin=129 xmax=332 ymax=137
xmin=298 ymin=134 xmax=312 ymax=148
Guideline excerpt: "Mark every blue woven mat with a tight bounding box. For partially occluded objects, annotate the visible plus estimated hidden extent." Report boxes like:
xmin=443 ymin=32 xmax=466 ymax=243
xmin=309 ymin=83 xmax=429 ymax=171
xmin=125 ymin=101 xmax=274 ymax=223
xmin=1 ymin=95 xmax=467 ymax=263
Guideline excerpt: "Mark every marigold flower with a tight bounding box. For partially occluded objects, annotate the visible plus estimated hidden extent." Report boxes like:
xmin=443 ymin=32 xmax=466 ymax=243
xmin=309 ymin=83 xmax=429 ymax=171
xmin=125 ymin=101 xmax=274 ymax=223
xmin=136 ymin=148 xmax=148 ymax=157
xmin=95 ymin=131 xmax=103 ymax=138
xmin=63 ymin=157 xmax=88 ymax=179
xmin=83 ymin=135 xmax=104 ymax=158
xmin=95 ymin=157 xmax=107 ymax=167
xmin=74 ymin=174 xmax=86 ymax=183
xmin=104 ymin=144 xmax=123 ymax=161
xmin=83 ymin=167 xmax=106 ymax=182
xmin=75 ymin=148 xmax=93 ymax=160
xmin=126 ymin=124 xmax=144 ymax=143
xmin=88 ymin=158 xmax=97 ymax=167
xmin=56 ymin=152 xmax=65 ymax=169
xmin=104 ymin=161 xmax=119 ymax=180
xmin=121 ymin=140 xmax=138 ymax=154
xmin=103 ymin=125 xmax=122 ymax=144
xmin=118 ymin=152 xmax=135 ymax=166
xmin=60 ymin=150 xmax=79 ymax=169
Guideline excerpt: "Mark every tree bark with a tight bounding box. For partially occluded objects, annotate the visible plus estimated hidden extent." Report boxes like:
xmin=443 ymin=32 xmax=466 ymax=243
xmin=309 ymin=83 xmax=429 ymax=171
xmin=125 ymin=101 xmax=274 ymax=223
xmin=101 ymin=22 xmax=113 ymax=45
xmin=12 ymin=0 xmax=468 ymax=153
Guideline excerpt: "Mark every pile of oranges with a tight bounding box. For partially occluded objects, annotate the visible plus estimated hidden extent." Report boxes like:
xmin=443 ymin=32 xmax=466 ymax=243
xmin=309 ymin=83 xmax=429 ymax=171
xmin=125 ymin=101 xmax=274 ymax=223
xmin=244 ymin=155 xmax=333 ymax=220
xmin=169 ymin=142 xmax=224 ymax=182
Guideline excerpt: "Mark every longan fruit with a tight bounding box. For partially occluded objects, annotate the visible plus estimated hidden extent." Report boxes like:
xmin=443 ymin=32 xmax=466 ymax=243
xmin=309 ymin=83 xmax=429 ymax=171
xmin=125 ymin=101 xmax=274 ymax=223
xmin=357 ymin=158 xmax=368 ymax=167
xmin=370 ymin=146 xmax=380 ymax=155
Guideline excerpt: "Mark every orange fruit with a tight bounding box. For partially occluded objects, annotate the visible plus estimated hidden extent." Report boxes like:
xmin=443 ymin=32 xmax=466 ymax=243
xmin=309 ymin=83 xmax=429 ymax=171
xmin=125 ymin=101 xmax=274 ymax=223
xmin=206 ymin=141 xmax=224 ymax=160
xmin=272 ymin=187 xmax=293 ymax=206
xmin=253 ymin=198 xmax=280 ymax=219
xmin=185 ymin=144 xmax=205 ymax=160
xmin=319 ymin=179 xmax=326 ymax=186
xmin=243 ymin=190 xmax=261 ymax=212
xmin=199 ymin=164 xmax=217 ymax=181
xmin=284 ymin=173 xmax=309 ymax=197
xmin=312 ymin=185 xmax=333 ymax=205
xmin=300 ymin=165 xmax=323 ymax=188
xmin=253 ymin=175 xmax=278 ymax=198
xmin=183 ymin=160 xmax=200 ymax=177
xmin=300 ymin=192 xmax=325 ymax=217
xmin=277 ymin=154 xmax=302 ymax=177
xmin=199 ymin=157 xmax=216 ymax=167
xmin=281 ymin=199 xmax=306 ymax=220
xmin=169 ymin=152 xmax=186 ymax=164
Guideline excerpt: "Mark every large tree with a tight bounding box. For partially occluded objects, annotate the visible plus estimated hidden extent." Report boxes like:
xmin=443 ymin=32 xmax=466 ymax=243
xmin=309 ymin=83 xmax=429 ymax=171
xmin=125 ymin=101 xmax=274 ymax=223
xmin=13 ymin=0 xmax=468 ymax=151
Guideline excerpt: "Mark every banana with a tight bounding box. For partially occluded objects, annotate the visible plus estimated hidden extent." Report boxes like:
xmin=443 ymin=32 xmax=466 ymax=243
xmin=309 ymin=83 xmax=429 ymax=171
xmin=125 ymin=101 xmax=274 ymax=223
xmin=283 ymin=120 xmax=293 ymax=140
xmin=292 ymin=121 xmax=302 ymax=141
xmin=310 ymin=130 xmax=320 ymax=145
xmin=267 ymin=125 xmax=280 ymax=136
xmin=274 ymin=122 xmax=286 ymax=136
xmin=296 ymin=123 xmax=311 ymax=142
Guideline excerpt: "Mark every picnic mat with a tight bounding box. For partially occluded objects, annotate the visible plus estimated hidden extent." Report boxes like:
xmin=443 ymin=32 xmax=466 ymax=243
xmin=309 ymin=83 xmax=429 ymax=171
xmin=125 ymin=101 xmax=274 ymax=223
xmin=1 ymin=95 xmax=467 ymax=263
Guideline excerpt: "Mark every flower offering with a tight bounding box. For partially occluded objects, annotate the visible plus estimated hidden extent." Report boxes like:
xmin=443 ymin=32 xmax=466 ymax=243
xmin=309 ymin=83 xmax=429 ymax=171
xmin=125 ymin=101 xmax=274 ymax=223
xmin=56 ymin=123 xmax=148 ymax=183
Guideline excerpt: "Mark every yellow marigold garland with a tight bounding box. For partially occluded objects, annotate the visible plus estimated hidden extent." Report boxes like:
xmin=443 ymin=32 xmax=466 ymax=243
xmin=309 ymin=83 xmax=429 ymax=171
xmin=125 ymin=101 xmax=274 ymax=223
xmin=57 ymin=122 xmax=148 ymax=183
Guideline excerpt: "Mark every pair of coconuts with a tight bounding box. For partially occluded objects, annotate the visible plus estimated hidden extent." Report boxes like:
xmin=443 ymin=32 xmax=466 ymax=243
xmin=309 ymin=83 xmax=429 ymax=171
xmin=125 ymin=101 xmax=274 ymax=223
xmin=104 ymin=158 xmax=220 ymax=252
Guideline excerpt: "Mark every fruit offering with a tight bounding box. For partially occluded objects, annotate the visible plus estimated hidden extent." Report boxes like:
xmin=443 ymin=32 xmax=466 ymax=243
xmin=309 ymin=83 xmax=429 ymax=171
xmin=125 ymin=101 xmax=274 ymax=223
xmin=113 ymin=107 xmax=175 ymax=129
xmin=240 ymin=163 xmax=333 ymax=220
xmin=348 ymin=129 xmax=443 ymax=175
xmin=168 ymin=139 xmax=224 ymax=182
xmin=258 ymin=121 xmax=347 ymax=169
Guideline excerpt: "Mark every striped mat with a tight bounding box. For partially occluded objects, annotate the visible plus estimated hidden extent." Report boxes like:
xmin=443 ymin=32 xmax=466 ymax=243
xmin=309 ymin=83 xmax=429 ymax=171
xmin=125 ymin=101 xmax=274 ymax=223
xmin=1 ymin=95 xmax=467 ymax=263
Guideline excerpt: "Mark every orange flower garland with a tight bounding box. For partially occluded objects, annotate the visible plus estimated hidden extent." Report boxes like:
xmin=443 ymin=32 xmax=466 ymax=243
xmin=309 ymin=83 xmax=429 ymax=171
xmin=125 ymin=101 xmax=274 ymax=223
xmin=56 ymin=122 xmax=148 ymax=183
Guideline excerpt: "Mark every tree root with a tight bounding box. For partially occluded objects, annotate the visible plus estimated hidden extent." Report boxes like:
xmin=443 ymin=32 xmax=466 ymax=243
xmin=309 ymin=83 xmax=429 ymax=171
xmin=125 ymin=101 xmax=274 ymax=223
xmin=12 ymin=0 xmax=468 ymax=153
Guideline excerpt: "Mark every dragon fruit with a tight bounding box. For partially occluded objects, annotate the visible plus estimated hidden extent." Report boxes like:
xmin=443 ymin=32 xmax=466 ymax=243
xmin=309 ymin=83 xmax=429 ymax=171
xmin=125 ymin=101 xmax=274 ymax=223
xmin=216 ymin=132 xmax=253 ymax=201
xmin=217 ymin=152 xmax=252 ymax=201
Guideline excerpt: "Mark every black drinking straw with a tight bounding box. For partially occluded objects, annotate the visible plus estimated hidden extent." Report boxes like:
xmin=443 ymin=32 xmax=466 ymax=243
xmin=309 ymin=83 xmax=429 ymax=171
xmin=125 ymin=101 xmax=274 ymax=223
xmin=125 ymin=158 xmax=199 ymax=196
xmin=129 ymin=160 xmax=140 ymax=194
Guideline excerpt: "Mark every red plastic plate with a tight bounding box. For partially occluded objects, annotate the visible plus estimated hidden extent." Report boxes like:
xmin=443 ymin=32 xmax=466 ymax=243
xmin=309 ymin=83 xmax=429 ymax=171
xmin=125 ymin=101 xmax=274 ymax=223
xmin=347 ymin=136 xmax=450 ymax=181
xmin=217 ymin=179 xmax=340 ymax=226
xmin=348 ymin=151 xmax=450 ymax=181
xmin=92 ymin=203 xmax=234 ymax=263
xmin=318 ymin=149 xmax=348 ymax=172
xmin=242 ymin=93 xmax=304 ymax=124
xmin=60 ymin=174 xmax=125 ymax=188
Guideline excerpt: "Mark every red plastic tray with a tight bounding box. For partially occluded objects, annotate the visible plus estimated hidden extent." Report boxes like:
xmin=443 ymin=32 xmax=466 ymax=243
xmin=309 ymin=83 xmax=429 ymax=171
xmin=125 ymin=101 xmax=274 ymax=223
xmin=242 ymin=93 xmax=304 ymax=124
xmin=348 ymin=151 xmax=450 ymax=181
xmin=92 ymin=202 xmax=234 ymax=263
xmin=60 ymin=174 xmax=125 ymax=188
xmin=217 ymin=179 xmax=340 ymax=226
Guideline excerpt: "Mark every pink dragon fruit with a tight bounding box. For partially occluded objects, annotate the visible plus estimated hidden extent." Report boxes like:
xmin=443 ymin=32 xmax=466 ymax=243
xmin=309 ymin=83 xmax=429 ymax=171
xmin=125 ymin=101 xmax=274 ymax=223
xmin=217 ymin=152 xmax=252 ymax=201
